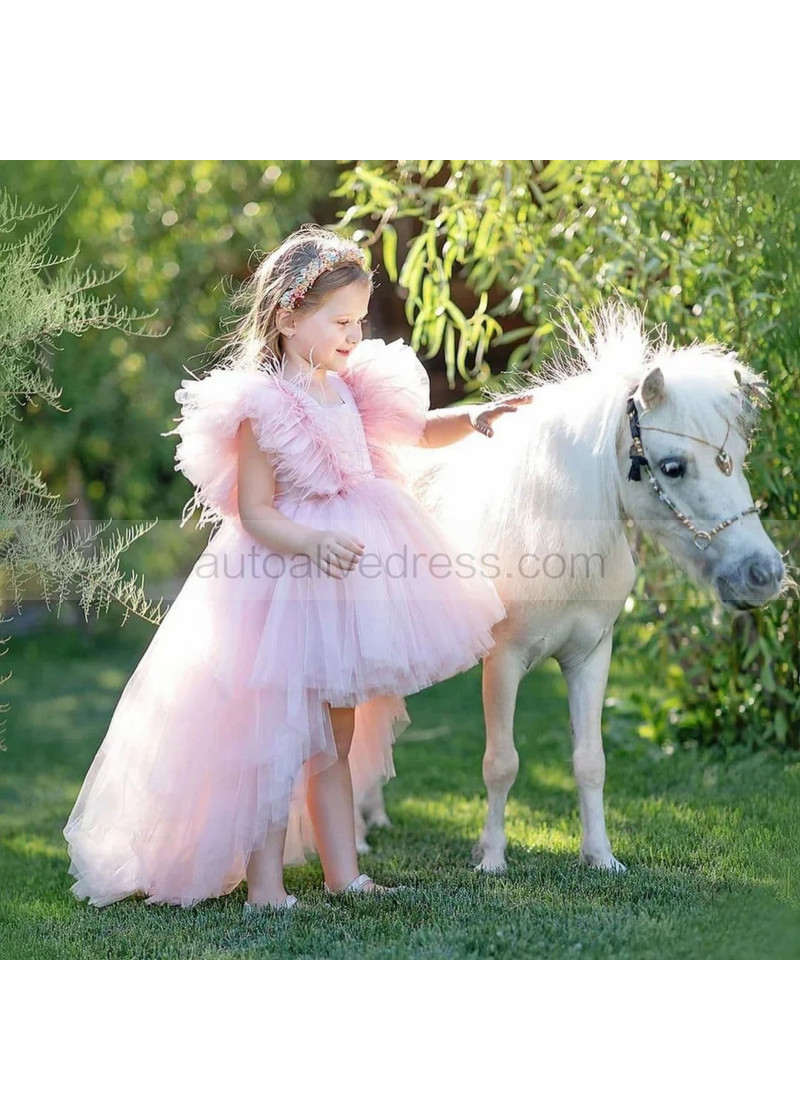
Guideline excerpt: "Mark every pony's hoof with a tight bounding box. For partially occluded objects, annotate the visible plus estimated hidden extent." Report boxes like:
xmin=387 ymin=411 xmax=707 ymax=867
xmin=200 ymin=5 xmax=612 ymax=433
xmin=580 ymin=851 xmax=627 ymax=873
xmin=473 ymin=843 xmax=507 ymax=873
xmin=355 ymin=837 xmax=371 ymax=855
xmin=476 ymin=859 xmax=507 ymax=874
xmin=365 ymin=812 xmax=392 ymax=830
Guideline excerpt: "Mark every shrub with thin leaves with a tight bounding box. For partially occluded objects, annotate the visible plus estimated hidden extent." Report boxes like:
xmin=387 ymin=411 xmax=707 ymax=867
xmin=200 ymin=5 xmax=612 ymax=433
xmin=0 ymin=187 xmax=166 ymax=745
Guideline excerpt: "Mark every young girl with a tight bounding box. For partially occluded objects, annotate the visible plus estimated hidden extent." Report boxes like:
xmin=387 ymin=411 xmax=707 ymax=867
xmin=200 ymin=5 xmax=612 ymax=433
xmin=62 ymin=224 xmax=533 ymax=911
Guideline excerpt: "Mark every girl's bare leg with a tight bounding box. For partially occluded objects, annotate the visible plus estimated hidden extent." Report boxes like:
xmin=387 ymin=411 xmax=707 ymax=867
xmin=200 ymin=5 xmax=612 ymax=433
xmin=306 ymin=704 xmax=378 ymax=892
xmin=245 ymin=827 xmax=290 ymax=906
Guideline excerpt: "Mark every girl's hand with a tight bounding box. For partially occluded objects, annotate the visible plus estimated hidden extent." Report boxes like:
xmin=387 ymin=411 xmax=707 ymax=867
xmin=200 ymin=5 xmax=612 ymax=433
xmin=472 ymin=393 xmax=535 ymax=438
xmin=308 ymin=529 xmax=365 ymax=579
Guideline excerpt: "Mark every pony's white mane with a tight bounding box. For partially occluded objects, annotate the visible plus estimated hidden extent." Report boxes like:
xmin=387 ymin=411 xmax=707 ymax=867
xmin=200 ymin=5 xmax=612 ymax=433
xmin=410 ymin=302 xmax=769 ymax=597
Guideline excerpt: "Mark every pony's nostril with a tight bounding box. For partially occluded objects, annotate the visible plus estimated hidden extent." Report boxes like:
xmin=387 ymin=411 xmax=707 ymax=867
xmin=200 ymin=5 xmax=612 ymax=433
xmin=746 ymin=555 xmax=785 ymax=590
xmin=748 ymin=561 xmax=771 ymax=587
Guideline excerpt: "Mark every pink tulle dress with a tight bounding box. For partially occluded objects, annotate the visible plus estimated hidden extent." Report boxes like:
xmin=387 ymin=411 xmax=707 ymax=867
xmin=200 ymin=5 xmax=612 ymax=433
xmin=62 ymin=338 xmax=507 ymax=907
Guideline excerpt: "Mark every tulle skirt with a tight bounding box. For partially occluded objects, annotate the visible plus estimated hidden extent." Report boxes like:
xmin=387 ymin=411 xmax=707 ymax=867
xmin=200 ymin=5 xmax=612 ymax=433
xmin=63 ymin=477 xmax=507 ymax=908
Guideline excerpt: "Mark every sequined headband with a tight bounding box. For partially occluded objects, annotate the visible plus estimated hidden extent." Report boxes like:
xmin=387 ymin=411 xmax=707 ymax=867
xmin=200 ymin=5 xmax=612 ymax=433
xmin=279 ymin=244 xmax=367 ymax=311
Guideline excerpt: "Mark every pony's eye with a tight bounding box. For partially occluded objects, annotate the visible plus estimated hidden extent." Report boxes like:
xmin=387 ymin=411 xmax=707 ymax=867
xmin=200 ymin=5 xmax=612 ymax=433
xmin=659 ymin=458 xmax=685 ymax=479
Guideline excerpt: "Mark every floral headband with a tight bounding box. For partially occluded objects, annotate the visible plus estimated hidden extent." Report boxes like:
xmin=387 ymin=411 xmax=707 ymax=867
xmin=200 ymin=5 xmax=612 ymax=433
xmin=279 ymin=244 xmax=367 ymax=311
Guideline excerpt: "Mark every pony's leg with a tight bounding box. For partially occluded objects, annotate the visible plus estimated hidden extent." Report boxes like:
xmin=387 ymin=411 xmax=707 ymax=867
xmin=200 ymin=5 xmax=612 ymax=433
xmin=474 ymin=646 xmax=526 ymax=873
xmin=359 ymin=778 xmax=392 ymax=829
xmin=561 ymin=629 xmax=627 ymax=872
xmin=353 ymin=802 xmax=370 ymax=854
xmin=353 ymin=779 xmax=390 ymax=855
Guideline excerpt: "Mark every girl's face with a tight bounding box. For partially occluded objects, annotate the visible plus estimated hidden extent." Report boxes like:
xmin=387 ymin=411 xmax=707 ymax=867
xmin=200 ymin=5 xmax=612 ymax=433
xmin=281 ymin=281 xmax=370 ymax=375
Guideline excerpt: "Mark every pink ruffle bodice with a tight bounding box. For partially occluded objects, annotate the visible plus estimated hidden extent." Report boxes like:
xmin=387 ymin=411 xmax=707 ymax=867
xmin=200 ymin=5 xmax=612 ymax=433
xmin=163 ymin=337 xmax=431 ymax=529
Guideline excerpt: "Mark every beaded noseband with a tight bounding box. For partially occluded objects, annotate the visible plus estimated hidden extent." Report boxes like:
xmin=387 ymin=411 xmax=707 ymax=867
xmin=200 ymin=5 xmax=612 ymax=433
xmin=626 ymin=394 xmax=762 ymax=551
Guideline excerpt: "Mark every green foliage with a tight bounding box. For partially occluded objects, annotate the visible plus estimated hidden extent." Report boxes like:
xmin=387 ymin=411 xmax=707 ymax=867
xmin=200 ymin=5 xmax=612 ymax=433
xmin=0 ymin=186 xmax=173 ymax=743
xmin=0 ymin=161 xmax=341 ymax=579
xmin=336 ymin=160 xmax=800 ymax=753
xmin=0 ymin=184 xmax=172 ymax=707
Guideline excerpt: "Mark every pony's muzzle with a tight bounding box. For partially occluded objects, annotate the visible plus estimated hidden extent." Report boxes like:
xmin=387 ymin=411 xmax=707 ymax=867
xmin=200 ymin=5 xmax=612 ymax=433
xmin=714 ymin=550 xmax=785 ymax=609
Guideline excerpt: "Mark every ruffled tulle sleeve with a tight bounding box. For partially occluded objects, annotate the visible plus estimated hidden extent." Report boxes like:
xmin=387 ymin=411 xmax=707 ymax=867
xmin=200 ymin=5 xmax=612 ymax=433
xmin=161 ymin=367 xmax=280 ymax=530
xmin=339 ymin=338 xmax=431 ymax=483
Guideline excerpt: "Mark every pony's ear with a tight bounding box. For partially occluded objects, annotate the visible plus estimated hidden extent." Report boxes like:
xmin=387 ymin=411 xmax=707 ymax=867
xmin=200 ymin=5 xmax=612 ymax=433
xmin=734 ymin=363 xmax=770 ymax=408
xmin=638 ymin=366 xmax=666 ymax=410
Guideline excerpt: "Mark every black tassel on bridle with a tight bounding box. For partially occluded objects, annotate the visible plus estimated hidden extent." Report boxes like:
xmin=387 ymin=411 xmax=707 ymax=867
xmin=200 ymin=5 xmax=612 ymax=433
xmin=625 ymin=396 xmax=648 ymax=481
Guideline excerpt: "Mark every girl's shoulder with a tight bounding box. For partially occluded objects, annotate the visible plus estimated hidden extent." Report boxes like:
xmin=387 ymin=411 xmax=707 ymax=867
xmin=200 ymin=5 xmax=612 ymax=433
xmin=341 ymin=338 xmax=430 ymax=400
xmin=339 ymin=338 xmax=430 ymax=447
xmin=172 ymin=364 xmax=283 ymax=430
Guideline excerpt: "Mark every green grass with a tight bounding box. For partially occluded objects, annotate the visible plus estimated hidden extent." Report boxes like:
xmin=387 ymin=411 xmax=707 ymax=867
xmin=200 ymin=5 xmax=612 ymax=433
xmin=1 ymin=615 xmax=797 ymax=959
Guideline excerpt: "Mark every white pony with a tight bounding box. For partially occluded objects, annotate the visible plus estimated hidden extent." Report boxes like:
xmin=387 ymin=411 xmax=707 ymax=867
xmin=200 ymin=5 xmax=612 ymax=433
xmin=359 ymin=303 xmax=789 ymax=872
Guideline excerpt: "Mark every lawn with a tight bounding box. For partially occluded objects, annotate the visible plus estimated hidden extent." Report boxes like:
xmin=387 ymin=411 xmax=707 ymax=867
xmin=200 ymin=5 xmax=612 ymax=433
xmin=1 ymin=614 xmax=797 ymax=959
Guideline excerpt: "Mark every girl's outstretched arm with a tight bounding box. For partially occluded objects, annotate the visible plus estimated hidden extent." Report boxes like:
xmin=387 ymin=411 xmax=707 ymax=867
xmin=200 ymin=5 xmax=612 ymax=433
xmin=418 ymin=394 xmax=535 ymax=447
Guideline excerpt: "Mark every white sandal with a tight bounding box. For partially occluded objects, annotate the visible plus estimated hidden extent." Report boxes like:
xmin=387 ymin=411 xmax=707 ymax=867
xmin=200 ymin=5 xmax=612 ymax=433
xmin=243 ymin=894 xmax=298 ymax=914
xmin=324 ymin=873 xmax=405 ymax=895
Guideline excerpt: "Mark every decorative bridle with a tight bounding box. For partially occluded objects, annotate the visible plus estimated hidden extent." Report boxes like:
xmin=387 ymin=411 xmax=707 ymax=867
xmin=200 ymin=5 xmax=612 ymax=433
xmin=625 ymin=393 xmax=763 ymax=551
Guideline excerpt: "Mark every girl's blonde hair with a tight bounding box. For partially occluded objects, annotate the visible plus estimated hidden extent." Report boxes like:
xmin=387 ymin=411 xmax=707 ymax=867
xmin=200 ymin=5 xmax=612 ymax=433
xmin=216 ymin=224 xmax=373 ymax=370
